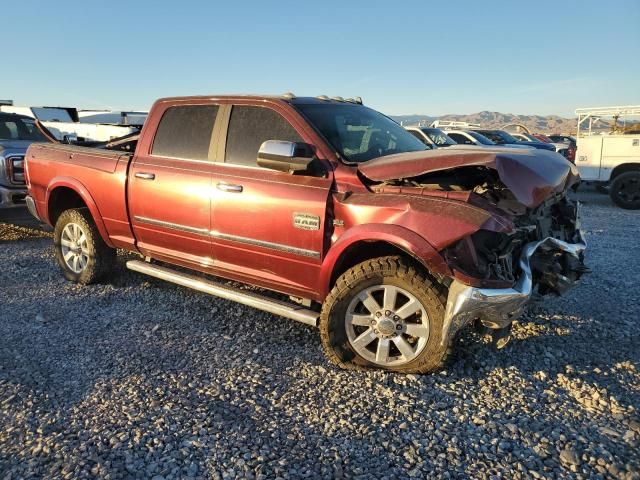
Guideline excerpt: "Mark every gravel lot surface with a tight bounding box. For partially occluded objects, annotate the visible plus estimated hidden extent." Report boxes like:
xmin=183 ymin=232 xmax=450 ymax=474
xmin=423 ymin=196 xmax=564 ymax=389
xmin=1 ymin=188 xmax=639 ymax=479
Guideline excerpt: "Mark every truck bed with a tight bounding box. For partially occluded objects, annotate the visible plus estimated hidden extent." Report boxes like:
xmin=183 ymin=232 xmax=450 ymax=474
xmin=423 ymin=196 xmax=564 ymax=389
xmin=26 ymin=143 xmax=135 ymax=249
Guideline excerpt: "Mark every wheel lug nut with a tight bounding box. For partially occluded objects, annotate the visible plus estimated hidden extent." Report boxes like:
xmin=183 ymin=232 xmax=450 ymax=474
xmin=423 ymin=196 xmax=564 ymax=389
xmin=385 ymin=310 xmax=391 ymax=316
xmin=396 ymin=324 xmax=403 ymax=330
xmin=375 ymin=312 xmax=382 ymax=318
xmin=393 ymin=315 xmax=400 ymax=321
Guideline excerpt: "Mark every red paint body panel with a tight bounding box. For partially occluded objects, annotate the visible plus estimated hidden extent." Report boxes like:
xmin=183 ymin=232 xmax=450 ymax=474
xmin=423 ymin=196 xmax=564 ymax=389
xmin=25 ymin=94 xmax=576 ymax=303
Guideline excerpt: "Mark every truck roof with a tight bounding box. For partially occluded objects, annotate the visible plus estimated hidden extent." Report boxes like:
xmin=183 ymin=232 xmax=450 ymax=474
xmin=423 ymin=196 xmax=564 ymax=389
xmin=154 ymin=94 xmax=364 ymax=106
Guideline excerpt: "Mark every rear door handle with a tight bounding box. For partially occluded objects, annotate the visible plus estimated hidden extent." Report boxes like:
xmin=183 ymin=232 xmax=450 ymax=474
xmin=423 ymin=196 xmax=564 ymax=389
xmin=216 ymin=182 xmax=243 ymax=193
xmin=135 ymin=172 xmax=156 ymax=180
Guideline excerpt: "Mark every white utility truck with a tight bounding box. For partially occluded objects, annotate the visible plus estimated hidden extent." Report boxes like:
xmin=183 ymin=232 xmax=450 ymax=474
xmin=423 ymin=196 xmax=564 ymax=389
xmin=575 ymin=105 xmax=640 ymax=209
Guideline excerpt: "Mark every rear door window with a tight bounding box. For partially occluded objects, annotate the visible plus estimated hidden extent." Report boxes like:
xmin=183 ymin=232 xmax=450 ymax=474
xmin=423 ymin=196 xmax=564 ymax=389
xmin=225 ymin=106 xmax=302 ymax=167
xmin=152 ymin=105 xmax=219 ymax=160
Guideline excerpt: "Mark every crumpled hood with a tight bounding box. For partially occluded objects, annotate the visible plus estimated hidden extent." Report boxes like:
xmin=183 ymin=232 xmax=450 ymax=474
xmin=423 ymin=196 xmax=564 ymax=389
xmin=358 ymin=146 xmax=579 ymax=208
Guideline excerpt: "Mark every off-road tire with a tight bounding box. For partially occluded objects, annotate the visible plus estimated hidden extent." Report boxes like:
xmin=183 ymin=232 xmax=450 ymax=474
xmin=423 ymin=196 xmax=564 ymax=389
xmin=610 ymin=171 xmax=640 ymax=210
xmin=54 ymin=208 xmax=116 ymax=284
xmin=319 ymin=256 xmax=452 ymax=374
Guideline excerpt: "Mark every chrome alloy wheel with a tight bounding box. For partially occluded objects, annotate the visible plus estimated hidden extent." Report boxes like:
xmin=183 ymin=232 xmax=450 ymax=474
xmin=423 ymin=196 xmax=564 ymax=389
xmin=345 ymin=285 xmax=430 ymax=366
xmin=60 ymin=223 xmax=89 ymax=274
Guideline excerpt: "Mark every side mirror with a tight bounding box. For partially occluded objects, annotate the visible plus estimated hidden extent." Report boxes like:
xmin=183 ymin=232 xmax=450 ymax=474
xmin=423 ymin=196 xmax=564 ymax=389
xmin=257 ymin=140 xmax=315 ymax=173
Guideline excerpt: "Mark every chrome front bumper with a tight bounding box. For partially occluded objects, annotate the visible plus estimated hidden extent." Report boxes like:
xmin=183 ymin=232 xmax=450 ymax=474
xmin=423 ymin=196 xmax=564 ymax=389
xmin=442 ymin=231 xmax=587 ymax=345
xmin=0 ymin=185 xmax=27 ymax=209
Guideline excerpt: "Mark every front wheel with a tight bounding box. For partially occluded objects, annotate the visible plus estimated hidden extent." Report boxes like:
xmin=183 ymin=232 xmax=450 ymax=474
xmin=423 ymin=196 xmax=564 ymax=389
xmin=610 ymin=171 xmax=640 ymax=209
xmin=319 ymin=256 xmax=452 ymax=374
xmin=54 ymin=208 xmax=116 ymax=284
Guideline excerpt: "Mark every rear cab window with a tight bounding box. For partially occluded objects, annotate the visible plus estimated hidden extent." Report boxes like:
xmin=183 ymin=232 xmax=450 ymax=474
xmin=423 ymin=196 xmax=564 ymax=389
xmin=152 ymin=105 xmax=219 ymax=160
xmin=224 ymin=106 xmax=302 ymax=167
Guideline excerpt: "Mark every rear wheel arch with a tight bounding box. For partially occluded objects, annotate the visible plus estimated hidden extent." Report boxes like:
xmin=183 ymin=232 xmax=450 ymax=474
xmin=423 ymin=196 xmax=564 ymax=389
xmin=46 ymin=180 xmax=114 ymax=248
xmin=48 ymin=186 xmax=87 ymax=226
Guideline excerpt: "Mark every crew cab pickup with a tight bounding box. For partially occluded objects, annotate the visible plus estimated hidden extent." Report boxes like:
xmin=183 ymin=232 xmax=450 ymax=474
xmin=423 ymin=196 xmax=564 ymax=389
xmin=25 ymin=94 xmax=587 ymax=373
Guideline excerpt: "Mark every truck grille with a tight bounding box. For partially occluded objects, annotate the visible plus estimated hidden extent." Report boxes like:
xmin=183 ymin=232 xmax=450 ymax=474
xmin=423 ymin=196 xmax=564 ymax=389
xmin=6 ymin=155 xmax=25 ymax=185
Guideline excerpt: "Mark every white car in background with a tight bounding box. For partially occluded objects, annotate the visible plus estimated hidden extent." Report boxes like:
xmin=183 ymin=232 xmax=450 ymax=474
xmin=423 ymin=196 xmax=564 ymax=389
xmin=404 ymin=126 xmax=458 ymax=148
xmin=442 ymin=129 xmax=531 ymax=150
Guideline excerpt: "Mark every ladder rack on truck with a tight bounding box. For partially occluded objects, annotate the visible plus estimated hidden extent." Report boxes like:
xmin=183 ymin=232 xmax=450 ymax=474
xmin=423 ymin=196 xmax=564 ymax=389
xmin=574 ymin=105 xmax=640 ymax=209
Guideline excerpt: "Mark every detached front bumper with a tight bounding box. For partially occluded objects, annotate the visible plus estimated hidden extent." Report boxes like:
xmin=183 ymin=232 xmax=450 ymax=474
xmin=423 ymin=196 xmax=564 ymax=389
xmin=442 ymin=231 xmax=587 ymax=345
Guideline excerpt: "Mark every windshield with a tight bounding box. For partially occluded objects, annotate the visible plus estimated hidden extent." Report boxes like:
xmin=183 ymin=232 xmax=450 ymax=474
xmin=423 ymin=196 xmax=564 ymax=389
xmin=0 ymin=116 xmax=47 ymax=141
xmin=467 ymin=131 xmax=495 ymax=145
xmin=422 ymin=128 xmax=456 ymax=146
xmin=477 ymin=130 xmax=518 ymax=144
xmin=295 ymin=103 xmax=427 ymax=163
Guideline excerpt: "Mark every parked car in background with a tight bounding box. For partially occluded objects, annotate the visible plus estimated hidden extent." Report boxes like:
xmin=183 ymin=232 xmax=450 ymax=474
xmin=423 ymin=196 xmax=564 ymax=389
xmin=444 ymin=129 xmax=496 ymax=146
xmin=548 ymin=134 xmax=576 ymax=145
xmin=534 ymin=134 xmax=576 ymax=163
xmin=575 ymin=105 xmax=640 ymax=209
xmin=511 ymin=132 xmax=571 ymax=159
xmin=474 ymin=129 xmax=557 ymax=152
xmin=547 ymin=134 xmax=577 ymax=162
xmin=404 ymin=126 xmax=457 ymax=148
xmin=444 ymin=129 xmax=530 ymax=149
xmin=0 ymin=112 xmax=49 ymax=208
xmin=25 ymin=94 xmax=586 ymax=373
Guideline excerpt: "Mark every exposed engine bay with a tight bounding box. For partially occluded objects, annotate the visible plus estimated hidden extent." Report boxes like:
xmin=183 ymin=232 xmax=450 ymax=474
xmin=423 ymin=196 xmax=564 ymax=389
xmin=372 ymin=165 xmax=588 ymax=296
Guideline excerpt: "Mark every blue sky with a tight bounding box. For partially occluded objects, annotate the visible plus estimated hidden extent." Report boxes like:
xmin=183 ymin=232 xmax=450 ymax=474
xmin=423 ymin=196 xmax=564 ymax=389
xmin=3 ymin=0 xmax=638 ymax=117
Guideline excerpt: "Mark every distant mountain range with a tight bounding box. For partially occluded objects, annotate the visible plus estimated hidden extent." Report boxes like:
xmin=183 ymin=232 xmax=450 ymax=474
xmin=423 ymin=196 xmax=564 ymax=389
xmin=391 ymin=111 xmax=578 ymax=134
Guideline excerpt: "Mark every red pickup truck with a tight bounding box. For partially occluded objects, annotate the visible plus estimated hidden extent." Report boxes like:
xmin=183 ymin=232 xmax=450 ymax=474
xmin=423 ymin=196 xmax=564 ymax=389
xmin=24 ymin=94 xmax=586 ymax=373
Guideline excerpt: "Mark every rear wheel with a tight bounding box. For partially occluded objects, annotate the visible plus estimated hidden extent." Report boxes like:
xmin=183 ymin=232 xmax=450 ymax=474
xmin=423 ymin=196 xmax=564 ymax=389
xmin=54 ymin=208 xmax=115 ymax=284
xmin=610 ymin=171 xmax=640 ymax=209
xmin=320 ymin=256 xmax=452 ymax=374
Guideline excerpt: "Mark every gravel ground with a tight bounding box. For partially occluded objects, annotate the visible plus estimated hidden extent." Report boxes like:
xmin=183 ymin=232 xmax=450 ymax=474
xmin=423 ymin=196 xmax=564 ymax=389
xmin=1 ymin=188 xmax=639 ymax=479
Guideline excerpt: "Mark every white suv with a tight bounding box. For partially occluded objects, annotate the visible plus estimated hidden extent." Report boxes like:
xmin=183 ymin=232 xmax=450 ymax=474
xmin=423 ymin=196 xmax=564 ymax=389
xmin=404 ymin=126 xmax=458 ymax=148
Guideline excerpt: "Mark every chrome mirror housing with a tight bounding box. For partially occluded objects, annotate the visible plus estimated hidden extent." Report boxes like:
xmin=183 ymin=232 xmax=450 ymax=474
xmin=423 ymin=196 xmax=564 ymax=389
xmin=257 ymin=140 xmax=314 ymax=173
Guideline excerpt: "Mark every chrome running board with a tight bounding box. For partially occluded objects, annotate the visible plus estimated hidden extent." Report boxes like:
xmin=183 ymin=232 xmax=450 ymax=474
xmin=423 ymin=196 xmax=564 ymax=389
xmin=126 ymin=260 xmax=319 ymax=327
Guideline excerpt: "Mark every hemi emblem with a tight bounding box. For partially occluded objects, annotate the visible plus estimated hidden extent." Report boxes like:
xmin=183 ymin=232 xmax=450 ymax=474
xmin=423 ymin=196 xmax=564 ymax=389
xmin=293 ymin=213 xmax=320 ymax=231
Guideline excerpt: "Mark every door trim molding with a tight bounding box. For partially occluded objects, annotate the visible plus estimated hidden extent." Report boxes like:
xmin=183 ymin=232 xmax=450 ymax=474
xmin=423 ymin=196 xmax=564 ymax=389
xmin=133 ymin=215 xmax=320 ymax=259
xmin=133 ymin=215 xmax=209 ymax=236
xmin=211 ymin=231 xmax=320 ymax=259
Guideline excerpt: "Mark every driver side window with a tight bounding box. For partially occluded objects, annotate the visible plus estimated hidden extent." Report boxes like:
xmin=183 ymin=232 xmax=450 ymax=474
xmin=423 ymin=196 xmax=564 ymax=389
xmin=225 ymin=106 xmax=302 ymax=167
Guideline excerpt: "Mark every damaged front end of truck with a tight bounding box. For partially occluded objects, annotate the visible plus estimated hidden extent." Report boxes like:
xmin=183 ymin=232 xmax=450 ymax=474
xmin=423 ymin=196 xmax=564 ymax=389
xmin=358 ymin=147 xmax=588 ymax=347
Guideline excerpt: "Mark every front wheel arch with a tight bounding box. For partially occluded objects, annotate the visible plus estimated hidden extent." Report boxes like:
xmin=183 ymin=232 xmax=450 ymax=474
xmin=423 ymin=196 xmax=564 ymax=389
xmin=319 ymin=224 xmax=452 ymax=298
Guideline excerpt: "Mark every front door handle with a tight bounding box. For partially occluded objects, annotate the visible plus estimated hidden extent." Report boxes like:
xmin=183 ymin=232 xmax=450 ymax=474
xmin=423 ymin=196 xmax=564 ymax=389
xmin=135 ymin=172 xmax=156 ymax=180
xmin=216 ymin=182 xmax=243 ymax=193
